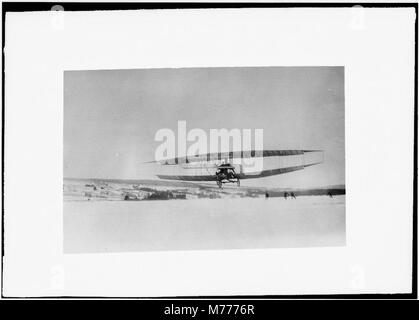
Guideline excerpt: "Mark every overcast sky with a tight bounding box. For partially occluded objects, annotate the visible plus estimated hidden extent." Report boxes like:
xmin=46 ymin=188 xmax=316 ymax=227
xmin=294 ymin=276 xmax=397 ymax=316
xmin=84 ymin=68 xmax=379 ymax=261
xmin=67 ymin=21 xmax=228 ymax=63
xmin=64 ymin=66 xmax=345 ymax=188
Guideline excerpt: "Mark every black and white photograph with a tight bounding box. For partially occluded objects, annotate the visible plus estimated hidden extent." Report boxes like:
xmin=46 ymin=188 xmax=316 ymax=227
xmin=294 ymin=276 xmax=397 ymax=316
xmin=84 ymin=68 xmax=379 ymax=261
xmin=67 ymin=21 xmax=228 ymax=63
xmin=63 ymin=66 xmax=346 ymax=253
xmin=1 ymin=3 xmax=416 ymax=300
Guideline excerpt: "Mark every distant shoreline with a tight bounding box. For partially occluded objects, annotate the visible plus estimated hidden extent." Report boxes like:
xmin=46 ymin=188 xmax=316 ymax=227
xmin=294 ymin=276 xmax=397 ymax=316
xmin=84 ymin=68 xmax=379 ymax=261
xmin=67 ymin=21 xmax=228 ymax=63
xmin=64 ymin=177 xmax=345 ymax=201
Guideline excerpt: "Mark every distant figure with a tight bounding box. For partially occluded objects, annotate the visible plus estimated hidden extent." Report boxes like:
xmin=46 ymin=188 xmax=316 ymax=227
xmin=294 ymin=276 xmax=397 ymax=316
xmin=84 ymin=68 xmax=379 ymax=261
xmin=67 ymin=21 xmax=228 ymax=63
xmin=284 ymin=192 xmax=288 ymax=199
xmin=328 ymin=191 xmax=333 ymax=198
xmin=291 ymin=192 xmax=296 ymax=199
xmin=265 ymin=192 xmax=269 ymax=198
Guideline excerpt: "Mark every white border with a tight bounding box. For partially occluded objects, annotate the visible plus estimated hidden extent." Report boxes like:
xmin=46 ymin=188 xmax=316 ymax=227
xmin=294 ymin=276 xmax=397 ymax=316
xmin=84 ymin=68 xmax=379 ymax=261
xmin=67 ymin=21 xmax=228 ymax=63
xmin=3 ymin=7 xmax=415 ymax=296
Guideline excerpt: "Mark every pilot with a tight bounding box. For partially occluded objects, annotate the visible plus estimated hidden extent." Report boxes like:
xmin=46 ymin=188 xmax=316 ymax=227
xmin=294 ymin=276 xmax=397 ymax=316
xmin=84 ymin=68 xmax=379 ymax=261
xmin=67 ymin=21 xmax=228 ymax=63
xmin=216 ymin=167 xmax=227 ymax=181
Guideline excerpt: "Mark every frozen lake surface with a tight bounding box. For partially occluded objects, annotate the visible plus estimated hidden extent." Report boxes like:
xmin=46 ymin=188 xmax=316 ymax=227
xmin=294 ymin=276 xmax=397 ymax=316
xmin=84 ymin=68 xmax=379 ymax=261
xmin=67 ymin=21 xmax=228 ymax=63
xmin=64 ymin=196 xmax=345 ymax=253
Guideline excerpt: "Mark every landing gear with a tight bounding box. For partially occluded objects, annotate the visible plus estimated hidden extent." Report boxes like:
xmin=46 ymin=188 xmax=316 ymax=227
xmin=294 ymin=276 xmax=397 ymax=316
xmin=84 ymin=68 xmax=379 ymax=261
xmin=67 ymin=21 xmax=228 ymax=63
xmin=217 ymin=178 xmax=239 ymax=188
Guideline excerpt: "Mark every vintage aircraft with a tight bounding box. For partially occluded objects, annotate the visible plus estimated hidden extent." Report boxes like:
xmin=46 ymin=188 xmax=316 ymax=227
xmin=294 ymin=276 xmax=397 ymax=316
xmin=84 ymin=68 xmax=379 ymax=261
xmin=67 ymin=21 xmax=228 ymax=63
xmin=146 ymin=149 xmax=323 ymax=188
